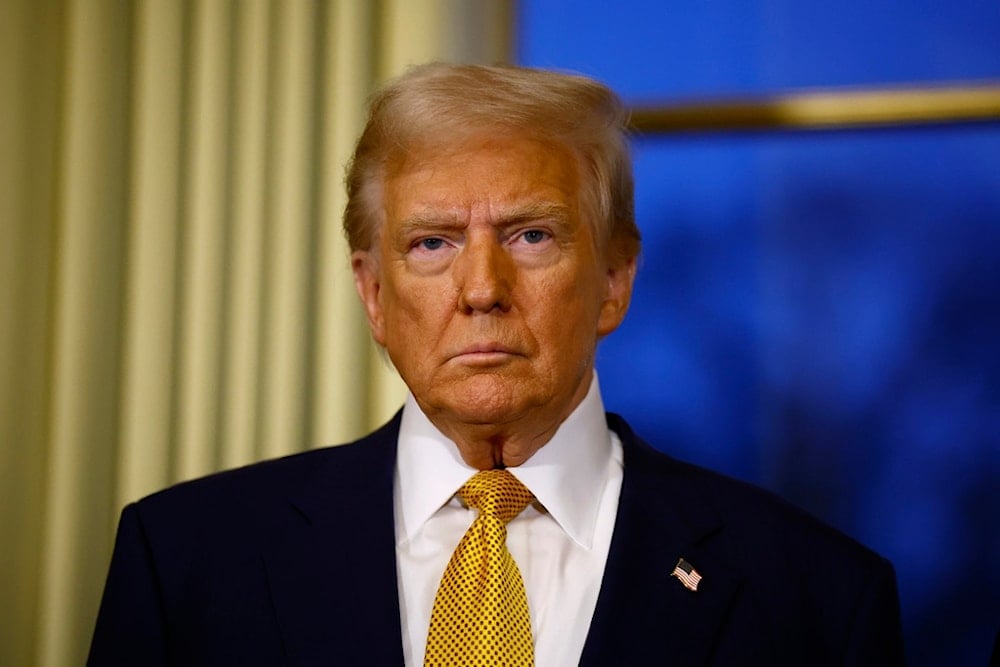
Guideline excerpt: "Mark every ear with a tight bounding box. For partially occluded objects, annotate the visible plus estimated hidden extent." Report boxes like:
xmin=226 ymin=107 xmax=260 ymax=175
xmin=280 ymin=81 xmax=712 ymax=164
xmin=351 ymin=250 xmax=387 ymax=346
xmin=597 ymin=254 xmax=637 ymax=337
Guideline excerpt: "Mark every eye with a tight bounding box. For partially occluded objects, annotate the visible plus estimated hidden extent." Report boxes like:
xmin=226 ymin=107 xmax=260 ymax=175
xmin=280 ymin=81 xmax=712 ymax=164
xmin=520 ymin=229 xmax=549 ymax=244
xmin=418 ymin=237 xmax=446 ymax=251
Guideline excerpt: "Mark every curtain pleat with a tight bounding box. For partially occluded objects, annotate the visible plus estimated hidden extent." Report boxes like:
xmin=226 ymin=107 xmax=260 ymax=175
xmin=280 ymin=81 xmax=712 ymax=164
xmin=258 ymin=0 xmax=317 ymax=460
xmin=118 ymin=0 xmax=186 ymax=524
xmin=1 ymin=1 xmax=511 ymax=664
xmin=311 ymin=0 xmax=378 ymax=446
xmin=0 ymin=2 xmax=66 ymax=664
xmin=36 ymin=1 xmax=133 ymax=663
xmin=222 ymin=0 xmax=272 ymax=469
xmin=176 ymin=0 xmax=233 ymax=481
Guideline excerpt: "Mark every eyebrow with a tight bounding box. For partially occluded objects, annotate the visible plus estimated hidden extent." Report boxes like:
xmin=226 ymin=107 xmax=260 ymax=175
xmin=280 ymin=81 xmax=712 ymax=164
xmin=496 ymin=202 xmax=573 ymax=226
xmin=397 ymin=201 xmax=572 ymax=235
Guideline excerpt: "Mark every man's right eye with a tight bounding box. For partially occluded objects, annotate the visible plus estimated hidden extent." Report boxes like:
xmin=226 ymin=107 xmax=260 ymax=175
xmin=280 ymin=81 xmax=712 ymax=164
xmin=418 ymin=238 xmax=445 ymax=251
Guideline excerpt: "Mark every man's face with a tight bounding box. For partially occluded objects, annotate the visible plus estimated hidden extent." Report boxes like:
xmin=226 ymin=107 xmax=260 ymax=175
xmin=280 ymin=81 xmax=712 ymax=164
xmin=352 ymin=135 xmax=634 ymax=451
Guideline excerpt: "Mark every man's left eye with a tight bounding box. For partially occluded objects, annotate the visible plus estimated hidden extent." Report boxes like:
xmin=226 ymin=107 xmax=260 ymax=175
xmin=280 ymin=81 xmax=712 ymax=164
xmin=520 ymin=230 xmax=548 ymax=244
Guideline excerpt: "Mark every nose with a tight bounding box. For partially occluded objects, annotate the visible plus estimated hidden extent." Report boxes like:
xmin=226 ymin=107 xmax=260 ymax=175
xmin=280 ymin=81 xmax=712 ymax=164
xmin=456 ymin=235 xmax=513 ymax=313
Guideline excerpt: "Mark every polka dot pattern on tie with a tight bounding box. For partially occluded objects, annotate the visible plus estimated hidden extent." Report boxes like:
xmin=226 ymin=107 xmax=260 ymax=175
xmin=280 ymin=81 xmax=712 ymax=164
xmin=423 ymin=469 xmax=535 ymax=666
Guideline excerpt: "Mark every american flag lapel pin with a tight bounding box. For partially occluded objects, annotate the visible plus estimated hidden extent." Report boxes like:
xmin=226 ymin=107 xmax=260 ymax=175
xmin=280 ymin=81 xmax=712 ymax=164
xmin=671 ymin=558 xmax=703 ymax=592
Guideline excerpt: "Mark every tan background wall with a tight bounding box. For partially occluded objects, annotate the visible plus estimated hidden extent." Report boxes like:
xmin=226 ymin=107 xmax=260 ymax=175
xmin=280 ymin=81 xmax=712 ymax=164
xmin=0 ymin=1 xmax=512 ymax=664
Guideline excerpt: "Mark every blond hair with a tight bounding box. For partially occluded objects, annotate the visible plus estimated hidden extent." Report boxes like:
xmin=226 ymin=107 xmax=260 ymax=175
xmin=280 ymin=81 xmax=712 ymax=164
xmin=343 ymin=63 xmax=640 ymax=262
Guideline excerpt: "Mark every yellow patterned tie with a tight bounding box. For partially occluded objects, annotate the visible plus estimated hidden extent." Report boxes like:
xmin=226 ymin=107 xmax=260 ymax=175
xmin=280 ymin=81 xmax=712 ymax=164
xmin=424 ymin=469 xmax=535 ymax=666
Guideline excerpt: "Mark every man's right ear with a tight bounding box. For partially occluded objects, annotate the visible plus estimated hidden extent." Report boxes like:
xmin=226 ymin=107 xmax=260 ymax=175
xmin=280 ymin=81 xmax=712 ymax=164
xmin=351 ymin=250 xmax=387 ymax=346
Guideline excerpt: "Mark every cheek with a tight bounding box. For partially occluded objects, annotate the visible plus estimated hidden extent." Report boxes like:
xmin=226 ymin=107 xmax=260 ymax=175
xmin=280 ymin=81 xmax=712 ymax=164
xmin=382 ymin=276 xmax=452 ymax=341
xmin=548 ymin=268 xmax=605 ymax=320
xmin=527 ymin=280 xmax=604 ymax=350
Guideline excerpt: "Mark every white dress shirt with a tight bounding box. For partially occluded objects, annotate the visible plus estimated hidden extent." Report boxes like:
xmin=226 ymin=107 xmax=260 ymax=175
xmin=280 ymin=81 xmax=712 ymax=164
xmin=394 ymin=375 xmax=624 ymax=665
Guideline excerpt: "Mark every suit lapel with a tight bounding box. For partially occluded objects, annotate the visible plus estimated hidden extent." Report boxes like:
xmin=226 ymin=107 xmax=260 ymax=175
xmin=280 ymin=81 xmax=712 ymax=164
xmin=581 ymin=415 xmax=744 ymax=666
xmin=263 ymin=416 xmax=405 ymax=666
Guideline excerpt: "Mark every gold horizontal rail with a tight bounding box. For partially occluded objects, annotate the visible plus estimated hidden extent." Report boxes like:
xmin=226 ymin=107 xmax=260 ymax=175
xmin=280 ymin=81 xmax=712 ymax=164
xmin=629 ymin=81 xmax=1000 ymax=134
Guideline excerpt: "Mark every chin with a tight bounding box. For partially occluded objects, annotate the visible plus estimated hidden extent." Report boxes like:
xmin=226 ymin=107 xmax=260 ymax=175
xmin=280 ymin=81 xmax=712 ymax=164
xmin=433 ymin=374 xmax=536 ymax=426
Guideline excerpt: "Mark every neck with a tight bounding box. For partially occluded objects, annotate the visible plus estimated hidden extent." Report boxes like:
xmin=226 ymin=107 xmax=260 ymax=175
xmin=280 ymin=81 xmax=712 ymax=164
xmin=424 ymin=379 xmax=594 ymax=469
xmin=434 ymin=419 xmax=563 ymax=470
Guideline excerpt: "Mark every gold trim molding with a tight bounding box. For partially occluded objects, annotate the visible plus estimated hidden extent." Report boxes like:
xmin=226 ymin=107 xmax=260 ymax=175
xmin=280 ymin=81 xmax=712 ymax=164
xmin=629 ymin=81 xmax=1000 ymax=133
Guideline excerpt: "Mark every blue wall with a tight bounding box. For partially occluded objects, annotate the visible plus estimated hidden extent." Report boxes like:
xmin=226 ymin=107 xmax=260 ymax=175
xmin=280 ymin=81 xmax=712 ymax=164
xmin=519 ymin=2 xmax=1000 ymax=665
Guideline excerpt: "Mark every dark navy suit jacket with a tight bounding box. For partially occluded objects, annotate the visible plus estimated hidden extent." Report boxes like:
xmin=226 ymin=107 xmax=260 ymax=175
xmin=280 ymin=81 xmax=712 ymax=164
xmin=89 ymin=413 xmax=904 ymax=665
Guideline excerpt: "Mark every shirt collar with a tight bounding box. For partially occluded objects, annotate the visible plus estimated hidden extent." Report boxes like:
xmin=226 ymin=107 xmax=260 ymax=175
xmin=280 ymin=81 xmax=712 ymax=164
xmin=395 ymin=373 xmax=613 ymax=550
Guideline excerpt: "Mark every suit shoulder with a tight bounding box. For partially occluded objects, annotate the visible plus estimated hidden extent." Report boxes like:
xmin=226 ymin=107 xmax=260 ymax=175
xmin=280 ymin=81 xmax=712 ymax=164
xmin=609 ymin=413 xmax=889 ymax=569
xmin=675 ymin=457 xmax=883 ymax=566
xmin=132 ymin=416 xmax=399 ymax=527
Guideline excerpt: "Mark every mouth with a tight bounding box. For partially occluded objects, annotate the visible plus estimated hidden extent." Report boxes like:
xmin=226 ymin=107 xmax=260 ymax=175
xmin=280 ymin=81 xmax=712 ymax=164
xmin=449 ymin=343 xmax=523 ymax=366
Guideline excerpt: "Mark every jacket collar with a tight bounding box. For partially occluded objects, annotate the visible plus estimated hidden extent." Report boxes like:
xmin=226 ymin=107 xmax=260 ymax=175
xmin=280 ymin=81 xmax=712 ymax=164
xmin=263 ymin=414 xmax=405 ymax=665
xmin=581 ymin=413 xmax=744 ymax=666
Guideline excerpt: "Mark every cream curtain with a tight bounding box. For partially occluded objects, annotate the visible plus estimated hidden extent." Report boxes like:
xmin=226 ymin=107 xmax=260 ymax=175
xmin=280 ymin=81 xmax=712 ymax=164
xmin=0 ymin=1 xmax=512 ymax=664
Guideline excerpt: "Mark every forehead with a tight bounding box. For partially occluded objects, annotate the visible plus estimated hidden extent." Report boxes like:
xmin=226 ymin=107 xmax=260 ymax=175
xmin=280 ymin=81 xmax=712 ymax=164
xmin=382 ymin=135 xmax=582 ymax=223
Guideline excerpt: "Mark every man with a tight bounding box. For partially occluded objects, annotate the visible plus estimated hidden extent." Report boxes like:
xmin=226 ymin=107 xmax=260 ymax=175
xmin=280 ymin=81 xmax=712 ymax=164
xmin=90 ymin=64 xmax=904 ymax=665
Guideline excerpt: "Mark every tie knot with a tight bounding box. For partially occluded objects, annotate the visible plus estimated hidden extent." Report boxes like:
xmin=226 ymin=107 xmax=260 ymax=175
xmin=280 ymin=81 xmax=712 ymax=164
xmin=458 ymin=469 xmax=533 ymax=524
